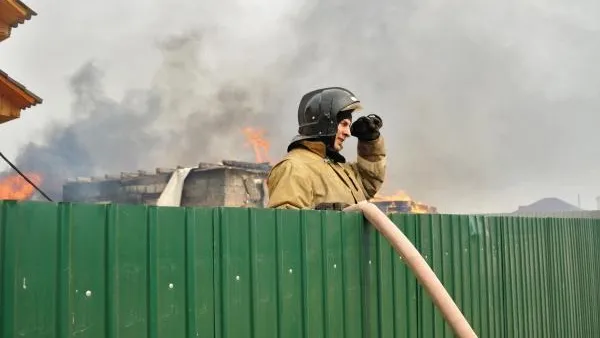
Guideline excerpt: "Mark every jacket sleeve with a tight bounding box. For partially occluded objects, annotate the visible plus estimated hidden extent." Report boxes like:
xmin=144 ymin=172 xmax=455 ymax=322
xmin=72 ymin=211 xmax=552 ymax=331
xmin=349 ymin=136 xmax=387 ymax=199
xmin=266 ymin=159 xmax=314 ymax=209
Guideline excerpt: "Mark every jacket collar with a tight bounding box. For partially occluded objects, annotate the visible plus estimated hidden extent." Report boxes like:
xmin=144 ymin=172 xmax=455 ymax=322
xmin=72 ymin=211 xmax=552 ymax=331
xmin=291 ymin=140 xmax=347 ymax=163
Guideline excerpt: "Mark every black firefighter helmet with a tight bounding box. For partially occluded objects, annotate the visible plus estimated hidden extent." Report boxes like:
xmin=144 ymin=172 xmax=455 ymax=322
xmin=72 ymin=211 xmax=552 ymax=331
xmin=289 ymin=87 xmax=363 ymax=146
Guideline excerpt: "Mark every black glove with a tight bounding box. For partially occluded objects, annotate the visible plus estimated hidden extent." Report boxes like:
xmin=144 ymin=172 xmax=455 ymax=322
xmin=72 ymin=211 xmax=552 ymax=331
xmin=350 ymin=114 xmax=383 ymax=141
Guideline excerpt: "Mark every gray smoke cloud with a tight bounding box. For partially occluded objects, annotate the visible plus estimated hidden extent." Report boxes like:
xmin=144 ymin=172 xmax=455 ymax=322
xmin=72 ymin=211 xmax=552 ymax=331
xmin=9 ymin=30 xmax=290 ymax=199
xmin=5 ymin=0 xmax=600 ymax=212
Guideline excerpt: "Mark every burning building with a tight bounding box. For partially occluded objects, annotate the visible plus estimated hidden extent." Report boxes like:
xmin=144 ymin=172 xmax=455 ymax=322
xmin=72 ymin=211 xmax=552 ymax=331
xmin=60 ymin=161 xmax=436 ymax=214
xmin=7 ymin=121 xmax=435 ymax=214
xmin=62 ymin=160 xmax=271 ymax=208
xmin=61 ymin=126 xmax=274 ymax=207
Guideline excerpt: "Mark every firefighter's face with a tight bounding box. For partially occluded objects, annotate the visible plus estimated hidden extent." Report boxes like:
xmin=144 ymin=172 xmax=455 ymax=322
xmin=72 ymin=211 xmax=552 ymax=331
xmin=334 ymin=118 xmax=352 ymax=151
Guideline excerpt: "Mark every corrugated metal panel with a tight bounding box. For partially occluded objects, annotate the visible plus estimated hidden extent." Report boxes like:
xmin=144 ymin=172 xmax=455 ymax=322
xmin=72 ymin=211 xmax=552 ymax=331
xmin=489 ymin=210 xmax=600 ymax=219
xmin=2 ymin=200 xmax=600 ymax=337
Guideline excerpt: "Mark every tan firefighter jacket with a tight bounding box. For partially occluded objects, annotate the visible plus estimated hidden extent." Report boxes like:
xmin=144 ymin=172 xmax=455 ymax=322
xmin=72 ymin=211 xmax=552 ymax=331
xmin=266 ymin=137 xmax=386 ymax=209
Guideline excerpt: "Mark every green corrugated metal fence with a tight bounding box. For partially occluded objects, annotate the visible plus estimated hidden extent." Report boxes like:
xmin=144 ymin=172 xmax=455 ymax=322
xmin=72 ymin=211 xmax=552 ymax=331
xmin=1 ymin=200 xmax=599 ymax=337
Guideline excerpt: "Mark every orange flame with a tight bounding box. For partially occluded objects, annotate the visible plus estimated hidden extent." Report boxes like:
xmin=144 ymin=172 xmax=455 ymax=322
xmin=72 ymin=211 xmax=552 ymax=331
xmin=411 ymin=202 xmax=431 ymax=214
xmin=242 ymin=127 xmax=271 ymax=163
xmin=371 ymin=190 xmax=413 ymax=202
xmin=0 ymin=173 xmax=43 ymax=201
xmin=371 ymin=190 xmax=435 ymax=214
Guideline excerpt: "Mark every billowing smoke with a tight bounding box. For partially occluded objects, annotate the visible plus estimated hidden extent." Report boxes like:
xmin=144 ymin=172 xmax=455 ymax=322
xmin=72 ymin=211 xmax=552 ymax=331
xmin=10 ymin=30 xmax=294 ymax=200
xmin=6 ymin=0 xmax=600 ymax=212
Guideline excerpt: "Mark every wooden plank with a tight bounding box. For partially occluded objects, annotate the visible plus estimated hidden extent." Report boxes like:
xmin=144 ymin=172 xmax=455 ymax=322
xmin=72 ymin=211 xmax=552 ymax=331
xmin=8 ymin=0 xmax=36 ymax=17
xmin=0 ymin=72 xmax=40 ymax=109
xmin=0 ymin=94 xmax=20 ymax=123
xmin=0 ymin=0 xmax=33 ymax=26
xmin=0 ymin=2 xmax=25 ymax=27
xmin=0 ymin=21 xmax=10 ymax=41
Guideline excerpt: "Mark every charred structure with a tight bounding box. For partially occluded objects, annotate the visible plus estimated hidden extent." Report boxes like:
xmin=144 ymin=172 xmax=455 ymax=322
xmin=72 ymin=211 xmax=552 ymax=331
xmin=62 ymin=160 xmax=271 ymax=208
xmin=62 ymin=159 xmax=437 ymax=214
xmin=370 ymin=190 xmax=438 ymax=214
xmin=372 ymin=200 xmax=438 ymax=214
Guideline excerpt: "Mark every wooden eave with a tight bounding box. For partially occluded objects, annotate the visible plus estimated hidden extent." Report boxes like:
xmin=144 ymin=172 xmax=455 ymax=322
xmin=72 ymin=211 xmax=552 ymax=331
xmin=0 ymin=0 xmax=37 ymax=41
xmin=0 ymin=69 xmax=42 ymax=109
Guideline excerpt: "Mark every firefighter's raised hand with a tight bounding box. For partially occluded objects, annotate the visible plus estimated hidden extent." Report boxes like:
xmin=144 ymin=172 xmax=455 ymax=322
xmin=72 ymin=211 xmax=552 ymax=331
xmin=350 ymin=114 xmax=383 ymax=141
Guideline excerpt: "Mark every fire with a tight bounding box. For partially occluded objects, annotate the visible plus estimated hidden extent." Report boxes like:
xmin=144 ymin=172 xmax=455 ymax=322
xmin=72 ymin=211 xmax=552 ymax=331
xmin=371 ymin=190 xmax=436 ymax=214
xmin=242 ymin=127 xmax=271 ymax=163
xmin=0 ymin=173 xmax=43 ymax=201
xmin=371 ymin=190 xmax=413 ymax=202
xmin=411 ymin=202 xmax=430 ymax=214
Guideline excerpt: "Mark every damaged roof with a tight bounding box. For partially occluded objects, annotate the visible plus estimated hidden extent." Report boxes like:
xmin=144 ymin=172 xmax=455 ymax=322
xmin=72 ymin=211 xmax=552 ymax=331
xmin=65 ymin=160 xmax=272 ymax=183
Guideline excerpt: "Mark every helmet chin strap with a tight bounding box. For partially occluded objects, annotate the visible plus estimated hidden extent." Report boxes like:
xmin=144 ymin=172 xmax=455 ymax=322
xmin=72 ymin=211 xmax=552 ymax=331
xmin=319 ymin=135 xmax=347 ymax=163
xmin=319 ymin=135 xmax=336 ymax=149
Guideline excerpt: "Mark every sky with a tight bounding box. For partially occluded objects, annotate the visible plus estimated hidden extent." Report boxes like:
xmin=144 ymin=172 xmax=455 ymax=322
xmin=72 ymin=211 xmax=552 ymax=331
xmin=1 ymin=0 xmax=599 ymax=213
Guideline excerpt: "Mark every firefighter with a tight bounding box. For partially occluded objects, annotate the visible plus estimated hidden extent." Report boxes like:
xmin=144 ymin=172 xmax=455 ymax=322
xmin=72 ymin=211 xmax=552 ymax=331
xmin=266 ymin=87 xmax=386 ymax=210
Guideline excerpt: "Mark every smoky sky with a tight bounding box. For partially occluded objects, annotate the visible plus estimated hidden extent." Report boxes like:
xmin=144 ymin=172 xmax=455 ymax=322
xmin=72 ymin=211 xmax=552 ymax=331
xmin=5 ymin=0 xmax=600 ymax=211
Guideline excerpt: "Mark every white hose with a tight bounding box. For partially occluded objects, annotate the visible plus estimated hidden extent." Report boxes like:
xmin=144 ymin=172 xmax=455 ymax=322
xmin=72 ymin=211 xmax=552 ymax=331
xmin=344 ymin=201 xmax=478 ymax=338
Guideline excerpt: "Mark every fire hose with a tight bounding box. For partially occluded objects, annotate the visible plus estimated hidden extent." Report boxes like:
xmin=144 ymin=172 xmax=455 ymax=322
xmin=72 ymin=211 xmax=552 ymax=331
xmin=343 ymin=201 xmax=478 ymax=338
